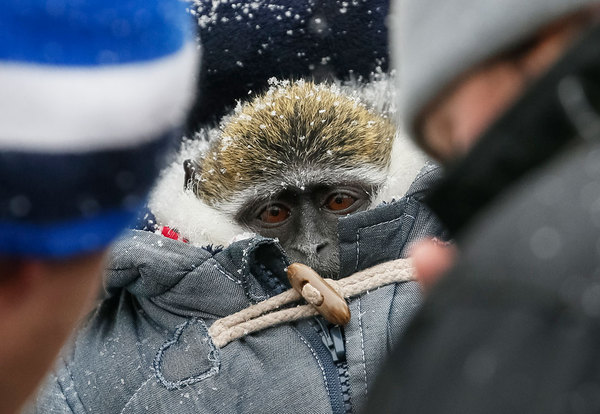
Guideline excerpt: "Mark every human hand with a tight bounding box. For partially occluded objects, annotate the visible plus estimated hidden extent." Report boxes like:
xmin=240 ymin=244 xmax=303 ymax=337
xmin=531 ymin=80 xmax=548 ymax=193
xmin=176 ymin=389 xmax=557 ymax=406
xmin=410 ymin=238 xmax=457 ymax=292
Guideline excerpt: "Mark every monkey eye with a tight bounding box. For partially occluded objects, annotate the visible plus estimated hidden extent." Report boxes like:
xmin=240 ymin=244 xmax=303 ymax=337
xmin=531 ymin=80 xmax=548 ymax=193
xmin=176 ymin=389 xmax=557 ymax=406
xmin=258 ymin=204 xmax=291 ymax=224
xmin=324 ymin=193 xmax=358 ymax=212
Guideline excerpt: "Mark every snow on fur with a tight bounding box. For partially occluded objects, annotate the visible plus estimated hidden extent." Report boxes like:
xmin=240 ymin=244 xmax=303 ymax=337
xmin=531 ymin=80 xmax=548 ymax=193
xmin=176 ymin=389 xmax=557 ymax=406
xmin=149 ymin=74 xmax=426 ymax=247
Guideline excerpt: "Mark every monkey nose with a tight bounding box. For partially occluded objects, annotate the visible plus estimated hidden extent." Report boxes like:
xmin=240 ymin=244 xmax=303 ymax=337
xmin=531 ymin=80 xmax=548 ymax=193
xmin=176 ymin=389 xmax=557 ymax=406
xmin=290 ymin=241 xmax=329 ymax=258
xmin=315 ymin=242 xmax=328 ymax=254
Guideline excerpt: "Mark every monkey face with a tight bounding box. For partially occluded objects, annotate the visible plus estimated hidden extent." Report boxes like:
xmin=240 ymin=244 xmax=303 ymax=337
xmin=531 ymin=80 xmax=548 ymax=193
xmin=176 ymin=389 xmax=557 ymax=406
xmin=177 ymin=80 xmax=406 ymax=279
xmin=236 ymin=184 xmax=372 ymax=279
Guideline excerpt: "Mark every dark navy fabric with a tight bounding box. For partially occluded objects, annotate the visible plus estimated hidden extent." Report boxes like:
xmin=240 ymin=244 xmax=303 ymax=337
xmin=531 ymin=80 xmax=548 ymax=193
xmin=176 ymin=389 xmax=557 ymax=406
xmin=0 ymin=0 xmax=192 ymax=65
xmin=135 ymin=208 xmax=159 ymax=232
xmin=187 ymin=0 xmax=390 ymax=131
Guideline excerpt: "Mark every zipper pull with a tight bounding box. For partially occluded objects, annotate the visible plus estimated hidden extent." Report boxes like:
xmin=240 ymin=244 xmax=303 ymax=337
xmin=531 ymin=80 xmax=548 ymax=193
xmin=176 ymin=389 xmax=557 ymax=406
xmin=315 ymin=318 xmax=346 ymax=363
xmin=328 ymin=324 xmax=346 ymax=362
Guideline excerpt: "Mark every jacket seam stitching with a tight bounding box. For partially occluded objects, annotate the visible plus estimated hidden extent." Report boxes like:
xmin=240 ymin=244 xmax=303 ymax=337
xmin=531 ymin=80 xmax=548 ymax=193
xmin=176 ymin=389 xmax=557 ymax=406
xmin=119 ymin=376 xmax=154 ymax=414
xmin=210 ymin=258 xmax=243 ymax=285
xmin=357 ymin=296 xmax=369 ymax=397
xmin=386 ymin=282 xmax=400 ymax=352
xmin=401 ymin=197 xmax=420 ymax=256
xmin=292 ymin=326 xmax=331 ymax=398
xmin=153 ymin=318 xmax=220 ymax=390
xmin=56 ymin=359 xmax=85 ymax=413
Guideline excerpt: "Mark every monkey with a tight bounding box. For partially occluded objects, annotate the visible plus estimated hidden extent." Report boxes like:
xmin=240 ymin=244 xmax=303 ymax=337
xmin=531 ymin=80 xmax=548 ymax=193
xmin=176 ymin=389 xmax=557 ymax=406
xmin=149 ymin=78 xmax=425 ymax=278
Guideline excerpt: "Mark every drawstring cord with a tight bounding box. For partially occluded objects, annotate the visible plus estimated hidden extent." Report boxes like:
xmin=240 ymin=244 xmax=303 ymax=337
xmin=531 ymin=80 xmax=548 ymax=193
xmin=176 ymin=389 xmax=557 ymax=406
xmin=208 ymin=258 xmax=414 ymax=348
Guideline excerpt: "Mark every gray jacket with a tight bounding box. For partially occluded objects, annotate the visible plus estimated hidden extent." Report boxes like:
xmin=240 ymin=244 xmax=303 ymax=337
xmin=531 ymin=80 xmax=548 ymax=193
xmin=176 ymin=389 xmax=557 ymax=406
xmin=28 ymin=164 xmax=445 ymax=414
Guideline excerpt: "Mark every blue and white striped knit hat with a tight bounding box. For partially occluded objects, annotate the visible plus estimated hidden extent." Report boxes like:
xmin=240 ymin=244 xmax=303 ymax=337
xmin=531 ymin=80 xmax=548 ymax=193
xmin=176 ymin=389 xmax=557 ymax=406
xmin=0 ymin=0 xmax=199 ymax=258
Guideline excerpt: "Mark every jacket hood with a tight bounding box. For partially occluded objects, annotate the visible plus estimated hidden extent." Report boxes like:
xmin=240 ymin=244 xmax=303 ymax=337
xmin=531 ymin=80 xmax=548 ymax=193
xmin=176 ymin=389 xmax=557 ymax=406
xmin=105 ymin=230 xmax=291 ymax=319
xmin=149 ymin=75 xmax=426 ymax=247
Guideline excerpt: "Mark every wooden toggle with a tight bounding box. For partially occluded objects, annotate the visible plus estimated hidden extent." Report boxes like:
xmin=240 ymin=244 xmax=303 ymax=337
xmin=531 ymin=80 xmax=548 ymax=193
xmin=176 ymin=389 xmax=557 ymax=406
xmin=287 ymin=263 xmax=351 ymax=325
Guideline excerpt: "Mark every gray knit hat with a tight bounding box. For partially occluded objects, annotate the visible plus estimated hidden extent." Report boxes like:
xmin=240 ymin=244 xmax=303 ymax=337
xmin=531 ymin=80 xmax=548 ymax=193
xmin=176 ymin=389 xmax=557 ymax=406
xmin=392 ymin=0 xmax=598 ymax=139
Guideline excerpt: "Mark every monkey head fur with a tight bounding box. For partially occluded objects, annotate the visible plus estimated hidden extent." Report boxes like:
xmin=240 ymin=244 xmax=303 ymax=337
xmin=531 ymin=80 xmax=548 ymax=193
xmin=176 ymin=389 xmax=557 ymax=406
xmin=149 ymin=77 xmax=426 ymax=278
xmin=192 ymin=80 xmax=394 ymax=206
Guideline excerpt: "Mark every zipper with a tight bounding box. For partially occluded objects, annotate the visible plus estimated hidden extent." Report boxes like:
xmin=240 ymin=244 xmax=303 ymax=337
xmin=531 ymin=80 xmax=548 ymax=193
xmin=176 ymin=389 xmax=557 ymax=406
xmin=252 ymin=257 xmax=351 ymax=413
xmin=313 ymin=318 xmax=352 ymax=414
xmin=294 ymin=317 xmax=352 ymax=414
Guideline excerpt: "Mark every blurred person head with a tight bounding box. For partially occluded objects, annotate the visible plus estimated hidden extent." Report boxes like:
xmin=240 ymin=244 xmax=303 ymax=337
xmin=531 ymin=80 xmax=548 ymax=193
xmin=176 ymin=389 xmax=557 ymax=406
xmin=393 ymin=0 xmax=600 ymax=163
xmin=390 ymin=1 xmax=600 ymax=287
xmin=0 ymin=0 xmax=198 ymax=412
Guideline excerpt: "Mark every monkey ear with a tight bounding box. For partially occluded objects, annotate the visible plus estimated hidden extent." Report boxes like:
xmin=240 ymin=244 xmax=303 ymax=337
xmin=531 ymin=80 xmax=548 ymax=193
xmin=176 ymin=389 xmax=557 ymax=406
xmin=183 ymin=159 xmax=201 ymax=192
